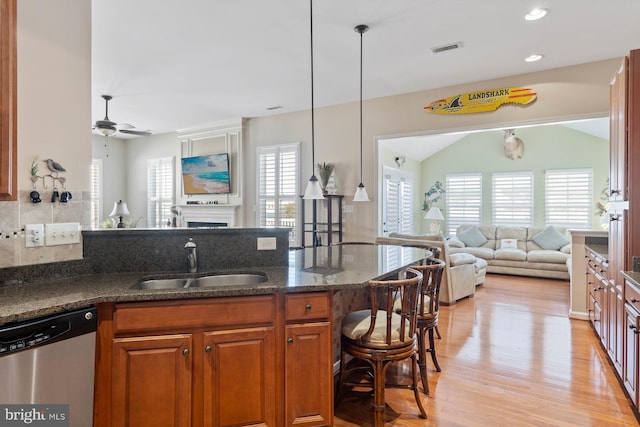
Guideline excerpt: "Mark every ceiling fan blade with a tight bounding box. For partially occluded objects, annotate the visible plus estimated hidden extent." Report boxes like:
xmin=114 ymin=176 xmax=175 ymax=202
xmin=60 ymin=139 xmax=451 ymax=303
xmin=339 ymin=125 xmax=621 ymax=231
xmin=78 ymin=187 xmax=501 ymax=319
xmin=119 ymin=129 xmax=151 ymax=136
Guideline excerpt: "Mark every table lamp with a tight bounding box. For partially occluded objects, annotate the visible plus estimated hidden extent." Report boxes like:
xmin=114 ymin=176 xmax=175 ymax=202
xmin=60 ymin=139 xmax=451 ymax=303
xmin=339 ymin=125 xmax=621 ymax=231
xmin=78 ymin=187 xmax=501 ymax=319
xmin=424 ymin=207 xmax=444 ymax=235
xmin=109 ymin=200 xmax=130 ymax=228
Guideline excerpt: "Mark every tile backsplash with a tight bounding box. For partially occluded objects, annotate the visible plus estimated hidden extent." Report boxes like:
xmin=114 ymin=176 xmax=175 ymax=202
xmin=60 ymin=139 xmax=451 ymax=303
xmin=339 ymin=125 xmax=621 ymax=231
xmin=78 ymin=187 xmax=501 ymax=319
xmin=0 ymin=190 xmax=90 ymax=268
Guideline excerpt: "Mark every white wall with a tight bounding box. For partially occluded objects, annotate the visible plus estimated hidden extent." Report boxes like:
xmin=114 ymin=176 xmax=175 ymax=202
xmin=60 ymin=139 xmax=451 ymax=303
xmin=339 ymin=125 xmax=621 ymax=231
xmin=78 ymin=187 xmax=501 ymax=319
xmin=244 ymin=58 xmax=619 ymax=242
xmin=92 ymin=135 xmax=126 ymax=224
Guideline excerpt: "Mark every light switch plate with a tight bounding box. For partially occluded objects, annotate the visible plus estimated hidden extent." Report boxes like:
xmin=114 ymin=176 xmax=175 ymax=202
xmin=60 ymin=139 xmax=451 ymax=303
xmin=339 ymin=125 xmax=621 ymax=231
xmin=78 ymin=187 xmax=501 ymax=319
xmin=25 ymin=224 xmax=45 ymax=247
xmin=257 ymin=237 xmax=277 ymax=250
xmin=45 ymin=222 xmax=81 ymax=246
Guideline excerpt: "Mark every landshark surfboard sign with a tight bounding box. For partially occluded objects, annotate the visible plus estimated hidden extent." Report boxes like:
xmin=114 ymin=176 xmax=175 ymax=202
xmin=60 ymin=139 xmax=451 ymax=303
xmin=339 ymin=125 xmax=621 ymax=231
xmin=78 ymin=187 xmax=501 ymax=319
xmin=424 ymin=87 xmax=537 ymax=115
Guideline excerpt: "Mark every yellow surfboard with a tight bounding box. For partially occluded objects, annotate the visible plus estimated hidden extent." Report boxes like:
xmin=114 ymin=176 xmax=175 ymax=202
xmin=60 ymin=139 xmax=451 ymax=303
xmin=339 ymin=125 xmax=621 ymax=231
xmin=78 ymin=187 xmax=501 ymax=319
xmin=424 ymin=87 xmax=537 ymax=115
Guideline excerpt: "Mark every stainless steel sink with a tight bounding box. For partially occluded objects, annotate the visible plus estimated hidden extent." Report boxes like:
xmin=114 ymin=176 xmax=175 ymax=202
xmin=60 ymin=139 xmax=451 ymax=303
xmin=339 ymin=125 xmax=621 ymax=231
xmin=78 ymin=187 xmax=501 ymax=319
xmin=131 ymin=278 xmax=194 ymax=289
xmin=190 ymin=273 xmax=267 ymax=287
xmin=132 ymin=273 xmax=267 ymax=289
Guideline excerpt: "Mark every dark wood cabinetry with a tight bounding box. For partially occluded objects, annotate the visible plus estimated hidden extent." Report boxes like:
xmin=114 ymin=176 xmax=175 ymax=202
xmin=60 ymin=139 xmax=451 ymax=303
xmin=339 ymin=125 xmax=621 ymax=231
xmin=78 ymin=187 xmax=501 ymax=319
xmin=0 ymin=0 xmax=17 ymax=201
xmin=95 ymin=292 xmax=333 ymax=427
xmin=596 ymin=48 xmax=640 ymax=414
xmin=300 ymin=195 xmax=344 ymax=247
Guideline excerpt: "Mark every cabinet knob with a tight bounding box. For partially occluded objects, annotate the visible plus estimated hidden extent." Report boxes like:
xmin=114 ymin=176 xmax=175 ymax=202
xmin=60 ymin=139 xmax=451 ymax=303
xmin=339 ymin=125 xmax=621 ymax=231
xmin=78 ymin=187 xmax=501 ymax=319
xmin=205 ymin=345 xmax=212 ymax=353
xmin=632 ymin=298 xmax=639 ymax=304
xmin=183 ymin=348 xmax=189 ymax=356
xmin=305 ymin=304 xmax=312 ymax=311
xmin=287 ymin=338 xmax=294 ymax=344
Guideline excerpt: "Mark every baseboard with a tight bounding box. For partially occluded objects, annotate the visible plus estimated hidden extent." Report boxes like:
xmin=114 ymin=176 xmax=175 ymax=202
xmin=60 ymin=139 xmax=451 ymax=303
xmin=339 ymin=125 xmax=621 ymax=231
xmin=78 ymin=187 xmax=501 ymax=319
xmin=569 ymin=310 xmax=589 ymax=320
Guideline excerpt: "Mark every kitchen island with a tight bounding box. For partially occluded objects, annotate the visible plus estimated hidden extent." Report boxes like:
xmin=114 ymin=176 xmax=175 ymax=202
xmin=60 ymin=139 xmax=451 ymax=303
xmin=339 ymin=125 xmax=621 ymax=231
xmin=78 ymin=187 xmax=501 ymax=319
xmin=0 ymin=244 xmax=429 ymax=427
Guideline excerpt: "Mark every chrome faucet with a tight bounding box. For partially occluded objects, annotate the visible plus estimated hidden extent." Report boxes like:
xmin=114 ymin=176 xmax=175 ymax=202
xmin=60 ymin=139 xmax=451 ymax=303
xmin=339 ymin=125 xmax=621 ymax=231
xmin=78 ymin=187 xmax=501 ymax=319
xmin=185 ymin=238 xmax=197 ymax=273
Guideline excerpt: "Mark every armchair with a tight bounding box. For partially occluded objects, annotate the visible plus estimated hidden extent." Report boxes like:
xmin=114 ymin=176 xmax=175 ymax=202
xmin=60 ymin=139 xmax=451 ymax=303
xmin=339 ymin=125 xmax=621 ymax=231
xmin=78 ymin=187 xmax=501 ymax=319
xmin=375 ymin=233 xmax=486 ymax=304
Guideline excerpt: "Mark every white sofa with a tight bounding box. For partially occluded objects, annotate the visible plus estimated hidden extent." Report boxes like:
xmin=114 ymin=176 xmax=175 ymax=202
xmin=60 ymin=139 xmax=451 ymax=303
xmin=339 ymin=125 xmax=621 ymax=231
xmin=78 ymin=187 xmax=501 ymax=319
xmin=448 ymin=225 xmax=571 ymax=280
xmin=375 ymin=233 xmax=487 ymax=305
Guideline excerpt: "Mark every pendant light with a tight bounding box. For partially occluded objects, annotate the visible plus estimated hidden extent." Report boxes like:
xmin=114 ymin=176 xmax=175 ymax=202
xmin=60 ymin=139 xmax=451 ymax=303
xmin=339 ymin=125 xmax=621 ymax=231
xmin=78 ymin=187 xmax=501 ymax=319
xmin=353 ymin=24 xmax=370 ymax=202
xmin=303 ymin=0 xmax=325 ymax=200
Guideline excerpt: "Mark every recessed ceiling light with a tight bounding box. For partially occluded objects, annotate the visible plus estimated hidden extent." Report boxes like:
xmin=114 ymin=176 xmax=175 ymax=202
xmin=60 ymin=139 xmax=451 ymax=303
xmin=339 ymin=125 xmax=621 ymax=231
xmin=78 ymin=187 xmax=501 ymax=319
xmin=525 ymin=54 xmax=543 ymax=62
xmin=525 ymin=8 xmax=549 ymax=21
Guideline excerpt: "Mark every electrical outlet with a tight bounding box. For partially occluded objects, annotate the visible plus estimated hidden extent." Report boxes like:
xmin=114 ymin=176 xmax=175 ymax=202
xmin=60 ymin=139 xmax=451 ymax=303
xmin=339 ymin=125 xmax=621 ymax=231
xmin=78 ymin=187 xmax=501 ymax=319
xmin=44 ymin=222 xmax=81 ymax=246
xmin=257 ymin=237 xmax=277 ymax=250
xmin=343 ymin=204 xmax=354 ymax=213
xmin=25 ymin=224 xmax=45 ymax=247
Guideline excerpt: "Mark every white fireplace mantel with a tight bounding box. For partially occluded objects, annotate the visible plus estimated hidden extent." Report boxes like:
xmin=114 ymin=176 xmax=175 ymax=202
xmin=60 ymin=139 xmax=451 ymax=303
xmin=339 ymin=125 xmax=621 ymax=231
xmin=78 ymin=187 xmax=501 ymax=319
xmin=176 ymin=204 xmax=239 ymax=227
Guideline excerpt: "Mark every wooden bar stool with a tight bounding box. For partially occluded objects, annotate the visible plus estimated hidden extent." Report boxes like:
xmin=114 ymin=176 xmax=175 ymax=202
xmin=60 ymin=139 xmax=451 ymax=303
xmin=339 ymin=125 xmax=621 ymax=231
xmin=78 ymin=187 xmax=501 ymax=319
xmin=412 ymin=257 xmax=446 ymax=394
xmin=336 ymin=267 xmax=427 ymax=426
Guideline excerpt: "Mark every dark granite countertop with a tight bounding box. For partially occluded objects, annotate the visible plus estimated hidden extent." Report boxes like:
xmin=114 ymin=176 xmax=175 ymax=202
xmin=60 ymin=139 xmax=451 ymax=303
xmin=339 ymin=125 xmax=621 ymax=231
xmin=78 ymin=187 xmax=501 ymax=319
xmin=0 ymin=245 xmax=429 ymax=325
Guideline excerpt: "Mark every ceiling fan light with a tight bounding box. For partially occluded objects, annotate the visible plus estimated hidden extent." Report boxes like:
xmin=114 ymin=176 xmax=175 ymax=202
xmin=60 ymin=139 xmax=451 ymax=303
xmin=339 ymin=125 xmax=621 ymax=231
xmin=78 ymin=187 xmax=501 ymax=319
xmin=303 ymin=175 xmax=325 ymax=199
xmin=97 ymin=126 xmax=116 ymax=137
xmin=353 ymin=183 xmax=369 ymax=202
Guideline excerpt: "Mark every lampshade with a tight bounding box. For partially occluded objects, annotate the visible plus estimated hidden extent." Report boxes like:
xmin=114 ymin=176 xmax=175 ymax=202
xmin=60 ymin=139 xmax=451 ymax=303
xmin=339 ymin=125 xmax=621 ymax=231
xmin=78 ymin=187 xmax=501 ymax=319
xmin=97 ymin=126 xmax=116 ymax=137
xmin=352 ymin=24 xmax=370 ymax=203
xmin=424 ymin=206 xmax=444 ymax=220
xmin=353 ymin=182 xmax=369 ymax=202
xmin=302 ymin=0 xmax=324 ymax=200
xmin=110 ymin=200 xmax=130 ymax=217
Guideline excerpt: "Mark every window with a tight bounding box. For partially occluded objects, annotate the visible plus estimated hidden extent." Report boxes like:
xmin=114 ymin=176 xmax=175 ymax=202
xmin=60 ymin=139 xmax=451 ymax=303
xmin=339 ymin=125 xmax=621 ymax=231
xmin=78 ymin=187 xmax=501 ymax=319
xmin=445 ymin=173 xmax=482 ymax=236
xmin=147 ymin=157 xmax=175 ymax=228
xmin=382 ymin=168 xmax=414 ymax=235
xmin=545 ymin=168 xmax=593 ymax=229
xmin=90 ymin=159 xmax=102 ymax=229
xmin=492 ymin=172 xmax=534 ymax=227
xmin=382 ymin=168 xmax=414 ymax=269
xmin=257 ymin=144 xmax=299 ymax=245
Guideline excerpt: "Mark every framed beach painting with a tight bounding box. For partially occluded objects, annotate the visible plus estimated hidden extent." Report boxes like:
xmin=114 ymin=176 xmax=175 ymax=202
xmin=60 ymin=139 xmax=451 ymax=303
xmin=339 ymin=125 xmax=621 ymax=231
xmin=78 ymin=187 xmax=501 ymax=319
xmin=181 ymin=153 xmax=231 ymax=194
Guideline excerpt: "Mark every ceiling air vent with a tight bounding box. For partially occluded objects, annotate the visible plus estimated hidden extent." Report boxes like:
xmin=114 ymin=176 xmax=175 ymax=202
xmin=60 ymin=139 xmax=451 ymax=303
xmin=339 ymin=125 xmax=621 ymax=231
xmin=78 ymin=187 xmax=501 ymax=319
xmin=431 ymin=42 xmax=463 ymax=54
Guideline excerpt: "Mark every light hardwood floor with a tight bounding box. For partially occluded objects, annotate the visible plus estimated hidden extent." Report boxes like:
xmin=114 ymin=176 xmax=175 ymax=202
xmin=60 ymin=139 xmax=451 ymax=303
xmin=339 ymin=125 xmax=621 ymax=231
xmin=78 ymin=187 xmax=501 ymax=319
xmin=334 ymin=274 xmax=640 ymax=426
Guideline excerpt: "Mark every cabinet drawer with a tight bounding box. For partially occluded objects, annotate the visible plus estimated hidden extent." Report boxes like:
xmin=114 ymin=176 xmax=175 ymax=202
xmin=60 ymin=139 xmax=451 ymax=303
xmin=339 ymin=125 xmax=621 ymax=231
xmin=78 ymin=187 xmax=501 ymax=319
xmin=285 ymin=292 xmax=330 ymax=321
xmin=113 ymin=295 xmax=276 ymax=334
xmin=626 ymin=280 xmax=640 ymax=312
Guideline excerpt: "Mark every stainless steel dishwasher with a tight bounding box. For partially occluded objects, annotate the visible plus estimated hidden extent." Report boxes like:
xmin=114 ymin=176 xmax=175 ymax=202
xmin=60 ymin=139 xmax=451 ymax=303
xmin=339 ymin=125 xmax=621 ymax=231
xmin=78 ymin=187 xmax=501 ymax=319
xmin=0 ymin=307 xmax=97 ymax=427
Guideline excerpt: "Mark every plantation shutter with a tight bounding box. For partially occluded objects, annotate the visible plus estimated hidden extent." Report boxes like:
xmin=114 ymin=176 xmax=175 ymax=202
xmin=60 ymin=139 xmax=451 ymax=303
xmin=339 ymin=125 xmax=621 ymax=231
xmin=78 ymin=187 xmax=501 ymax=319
xmin=545 ymin=169 xmax=592 ymax=229
xmin=445 ymin=173 xmax=482 ymax=236
xmin=257 ymin=144 xmax=299 ymax=245
xmin=492 ymin=172 xmax=533 ymax=227
xmin=90 ymin=159 xmax=102 ymax=229
xmin=147 ymin=157 xmax=175 ymax=228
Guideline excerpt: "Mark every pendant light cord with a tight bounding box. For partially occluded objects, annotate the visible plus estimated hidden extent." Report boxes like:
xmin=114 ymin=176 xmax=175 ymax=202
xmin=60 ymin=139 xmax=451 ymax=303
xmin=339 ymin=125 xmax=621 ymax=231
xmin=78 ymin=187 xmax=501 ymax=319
xmin=359 ymin=28 xmax=363 ymax=184
xmin=310 ymin=0 xmax=316 ymax=177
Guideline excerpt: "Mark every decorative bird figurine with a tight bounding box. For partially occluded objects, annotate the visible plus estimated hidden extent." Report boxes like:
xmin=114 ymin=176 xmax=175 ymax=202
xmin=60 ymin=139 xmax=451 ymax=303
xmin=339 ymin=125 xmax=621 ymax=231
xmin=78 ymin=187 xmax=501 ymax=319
xmin=44 ymin=159 xmax=66 ymax=176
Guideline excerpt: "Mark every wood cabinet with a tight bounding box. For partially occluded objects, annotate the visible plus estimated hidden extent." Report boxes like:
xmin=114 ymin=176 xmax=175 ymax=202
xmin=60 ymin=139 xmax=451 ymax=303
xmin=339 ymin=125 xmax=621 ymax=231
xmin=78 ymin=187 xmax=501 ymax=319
xmin=284 ymin=293 xmax=333 ymax=426
xmin=300 ymin=195 xmax=344 ymax=247
xmin=95 ymin=292 xmax=333 ymax=427
xmin=624 ymin=280 xmax=640 ymax=406
xmin=586 ymin=248 xmax=608 ymax=347
xmin=0 ymin=0 xmax=17 ymax=201
xmin=112 ymin=334 xmax=193 ymax=427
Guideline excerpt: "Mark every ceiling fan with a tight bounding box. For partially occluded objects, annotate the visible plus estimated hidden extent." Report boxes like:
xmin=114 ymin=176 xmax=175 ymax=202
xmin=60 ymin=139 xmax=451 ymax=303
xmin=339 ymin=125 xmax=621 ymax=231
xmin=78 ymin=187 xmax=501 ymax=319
xmin=93 ymin=95 xmax=151 ymax=137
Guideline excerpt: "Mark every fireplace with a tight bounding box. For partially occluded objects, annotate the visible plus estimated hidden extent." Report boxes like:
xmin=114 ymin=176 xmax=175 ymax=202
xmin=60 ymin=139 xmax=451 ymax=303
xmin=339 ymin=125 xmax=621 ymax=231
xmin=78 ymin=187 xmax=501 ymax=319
xmin=176 ymin=204 xmax=238 ymax=228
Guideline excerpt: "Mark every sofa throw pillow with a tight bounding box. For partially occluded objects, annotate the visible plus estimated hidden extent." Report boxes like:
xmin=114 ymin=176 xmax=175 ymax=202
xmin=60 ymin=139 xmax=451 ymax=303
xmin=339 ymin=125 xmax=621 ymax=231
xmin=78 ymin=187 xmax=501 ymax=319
xmin=500 ymin=238 xmax=518 ymax=249
xmin=532 ymin=226 xmax=570 ymax=251
xmin=458 ymin=226 xmax=488 ymax=248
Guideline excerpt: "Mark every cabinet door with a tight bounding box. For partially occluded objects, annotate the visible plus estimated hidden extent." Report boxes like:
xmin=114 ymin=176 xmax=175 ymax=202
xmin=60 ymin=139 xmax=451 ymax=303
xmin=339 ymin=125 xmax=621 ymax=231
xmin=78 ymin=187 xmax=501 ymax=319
xmin=610 ymin=56 xmax=628 ymax=202
xmin=203 ymin=327 xmax=277 ymax=427
xmin=112 ymin=334 xmax=192 ymax=427
xmin=285 ymin=322 xmax=333 ymax=427
xmin=624 ymin=304 xmax=640 ymax=407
